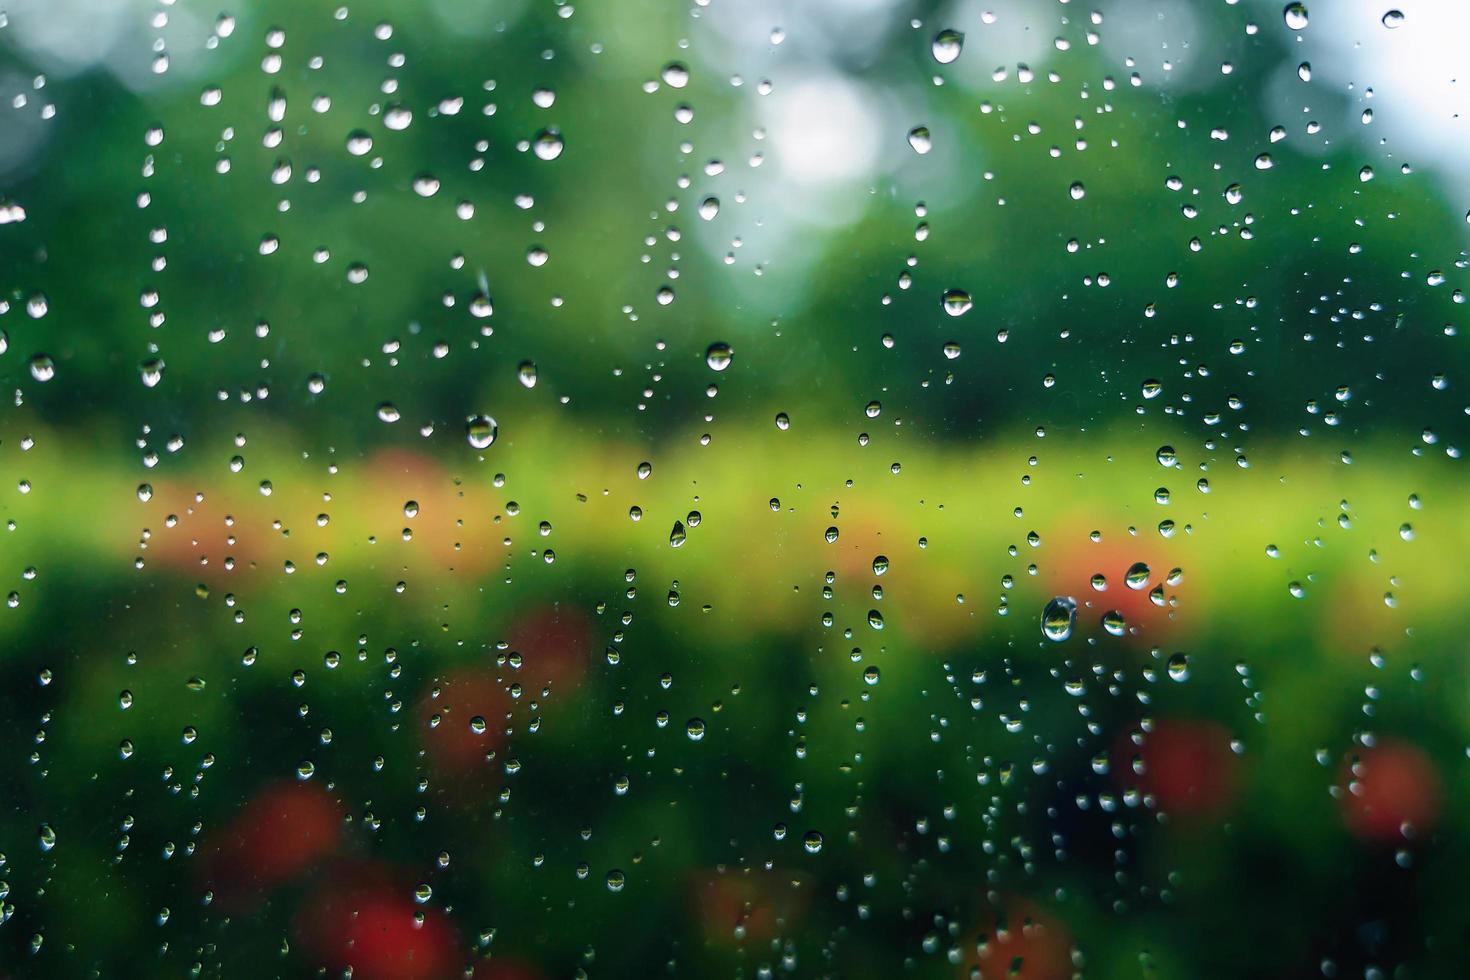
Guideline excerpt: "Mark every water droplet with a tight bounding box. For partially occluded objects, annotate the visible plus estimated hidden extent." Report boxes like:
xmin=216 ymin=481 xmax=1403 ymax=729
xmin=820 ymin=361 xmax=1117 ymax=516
xmin=139 ymin=359 xmax=165 ymax=388
xmin=1069 ymin=181 xmax=1086 ymax=201
xmin=705 ymin=342 xmax=733 ymax=371
xmin=670 ymin=521 xmax=687 ymax=548
xmin=1042 ymin=596 xmax=1077 ymax=642
xmin=1381 ymin=8 xmax=1404 ymax=28
xmin=942 ymin=341 xmax=962 ymax=360
xmin=606 ymin=869 xmax=626 ymax=892
xmin=872 ymin=555 xmax=889 ymax=575
xmin=942 ymin=289 xmax=972 ymax=317
xmin=1125 ymin=562 xmax=1151 ymax=590
xmin=533 ymin=129 xmax=564 ymax=161
xmin=661 ymin=62 xmax=690 ymax=88
xmin=931 ymin=29 xmax=964 ymax=64
xmin=803 ymin=831 xmax=824 ymax=854
xmin=1283 ymin=3 xmax=1308 ymax=31
xmin=518 ymin=361 xmax=538 ymax=388
xmin=29 ymin=355 xmax=55 ymax=382
xmin=466 ymin=415 xmax=498 ymax=449
xmin=685 ymin=717 xmax=705 ymax=740
xmin=382 ymin=104 xmax=412 ymax=130
xmin=907 ymin=126 xmax=932 ymax=155
xmin=1166 ymin=652 xmax=1190 ymax=681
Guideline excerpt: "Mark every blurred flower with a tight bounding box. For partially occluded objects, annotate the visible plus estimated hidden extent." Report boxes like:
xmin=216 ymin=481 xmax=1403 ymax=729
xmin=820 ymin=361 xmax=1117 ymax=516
xmin=199 ymin=781 xmax=341 ymax=905
xmin=1120 ymin=718 xmax=1240 ymax=817
xmin=690 ymin=869 xmax=807 ymax=948
xmin=958 ymin=897 xmax=1071 ymax=980
xmin=360 ymin=447 xmax=496 ymax=576
xmin=419 ymin=667 xmax=512 ymax=775
xmin=1341 ymin=738 xmax=1442 ymax=842
xmin=504 ymin=604 xmax=594 ymax=693
xmin=298 ymin=868 xmax=460 ymax=980
xmin=141 ymin=479 xmax=281 ymax=579
xmin=1045 ymin=533 xmax=1178 ymax=642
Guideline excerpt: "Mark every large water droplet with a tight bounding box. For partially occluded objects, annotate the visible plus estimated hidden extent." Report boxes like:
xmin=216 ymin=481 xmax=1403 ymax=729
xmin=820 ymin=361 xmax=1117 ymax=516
xmin=466 ymin=415 xmax=498 ymax=449
xmin=1042 ymin=596 xmax=1077 ymax=641
xmin=942 ymin=289 xmax=972 ymax=317
xmin=705 ymin=342 xmax=733 ymax=371
xmin=931 ymin=28 xmax=964 ymax=64
xmin=382 ymin=104 xmax=413 ymax=130
xmin=533 ymin=129 xmax=564 ymax=161
xmin=29 ymin=355 xmax=55 ymax=382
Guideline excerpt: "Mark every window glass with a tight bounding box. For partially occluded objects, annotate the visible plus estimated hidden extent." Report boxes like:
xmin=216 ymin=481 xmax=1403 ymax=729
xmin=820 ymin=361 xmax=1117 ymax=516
xmin=0 ymin=1 xmax=1464 ymax=978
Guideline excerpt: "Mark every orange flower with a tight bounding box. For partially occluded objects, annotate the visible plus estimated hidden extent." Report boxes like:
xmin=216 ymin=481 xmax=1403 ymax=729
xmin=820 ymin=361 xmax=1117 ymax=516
xmin=957 ymin=897 xmax=1071 ymax=980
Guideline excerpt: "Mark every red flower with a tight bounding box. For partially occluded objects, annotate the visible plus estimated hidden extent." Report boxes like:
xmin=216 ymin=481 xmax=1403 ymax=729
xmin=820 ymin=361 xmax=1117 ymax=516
xmin=1341 ymin=739 xmax=1442 ymax=842
xmin=1119 ymin=718 xmax=1240 ymax=817
xmin=419 ymin=668 xmax=512 ymax=775
xmin=200 ymin=781 xmax=341 ymax=904
xmin=504 ymin=605 xmax=593 ymax=693
xmin=299 ymin=877 xmax=459 ymax=980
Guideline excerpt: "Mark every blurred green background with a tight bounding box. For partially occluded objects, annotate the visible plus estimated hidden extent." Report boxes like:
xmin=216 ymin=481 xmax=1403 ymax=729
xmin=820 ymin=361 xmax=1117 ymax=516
xmin=0 ymin=0 xmax=1467 ymax=977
